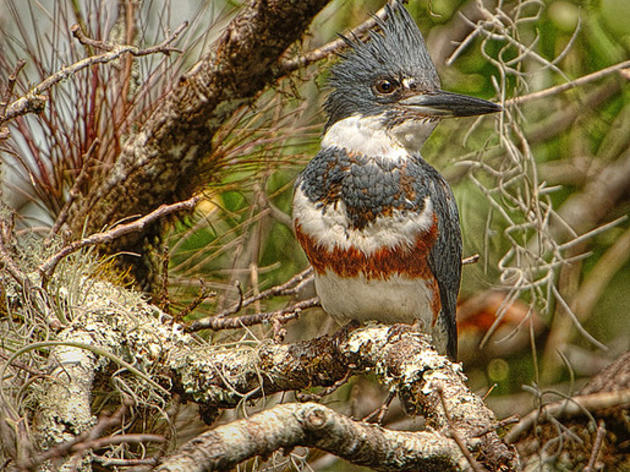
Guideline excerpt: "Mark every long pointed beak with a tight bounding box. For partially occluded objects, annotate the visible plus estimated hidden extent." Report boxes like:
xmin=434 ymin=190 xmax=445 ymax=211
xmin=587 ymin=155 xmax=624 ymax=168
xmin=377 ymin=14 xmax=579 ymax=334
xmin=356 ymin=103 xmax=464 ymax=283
xmin=400 ymin=90 xmax=502 ymax=118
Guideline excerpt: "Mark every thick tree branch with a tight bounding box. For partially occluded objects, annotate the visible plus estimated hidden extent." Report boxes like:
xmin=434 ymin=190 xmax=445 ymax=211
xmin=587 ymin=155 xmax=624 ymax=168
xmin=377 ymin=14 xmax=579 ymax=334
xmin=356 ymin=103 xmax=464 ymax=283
xmin=170 ymin=324 xmax=518 ymax=470
xmin=70 ymin=0 xmax=330 ymax=242
xmin=156 ymin=402 xmax=469 ymax=472
xmin=3 ymin=240 xmax=517 ymax=471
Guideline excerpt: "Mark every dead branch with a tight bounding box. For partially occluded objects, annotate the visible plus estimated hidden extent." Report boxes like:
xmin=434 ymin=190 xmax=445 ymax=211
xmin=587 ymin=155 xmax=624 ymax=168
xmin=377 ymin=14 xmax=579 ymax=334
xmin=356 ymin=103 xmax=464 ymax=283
xmin=71 ymin=23 xmax=184 ymax=55
xmin=0 ymin=23 xmax=188 ymax=126
xmin=171 ymin=324 xmax=518 ymax=470
xmin=186 ymin=296 xmax=319 ymax=331
xmin=189 ymin=266 xmax=314 ymax=322
xmin=38 ymin=196 xmax=200 ymax=280
xmin=505 ymin=59 xmax=630 ymax=106
xmin=3 ymin=247 xmax=518 ymax=472
xmin=19 ymin=403 xmax=130 ymax=470
xmin=505 ymin=388 xmax=630 ymax=444
xmin=276 ymin=4 xmax=389 ymax=75
xmin=462 ymin=254 xmax=480 ymax=265
xmin=156 ymin=402 xmax=470 ymax=472
xmin=509 ymin=352 xmax=630 ymax=470
xmin=0 ymin=59 xmax=26 ymax=126
xmin=174 ymin=284 xmax=216 ymax=322
xmin=583 ymin=420 xmax=606 ymax=472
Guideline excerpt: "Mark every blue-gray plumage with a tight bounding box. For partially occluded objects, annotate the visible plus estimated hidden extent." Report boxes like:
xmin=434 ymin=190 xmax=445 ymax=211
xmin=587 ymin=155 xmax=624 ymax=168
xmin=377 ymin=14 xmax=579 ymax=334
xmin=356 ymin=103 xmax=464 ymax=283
xmin=293 ymin=1 xmax=501 ymax=359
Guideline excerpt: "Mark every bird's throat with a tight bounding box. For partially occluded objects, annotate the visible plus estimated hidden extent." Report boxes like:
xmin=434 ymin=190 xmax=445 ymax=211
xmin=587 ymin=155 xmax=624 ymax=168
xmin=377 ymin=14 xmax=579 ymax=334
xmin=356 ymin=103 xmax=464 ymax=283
xmin=322 ymin=113 xmax=437 ymax=159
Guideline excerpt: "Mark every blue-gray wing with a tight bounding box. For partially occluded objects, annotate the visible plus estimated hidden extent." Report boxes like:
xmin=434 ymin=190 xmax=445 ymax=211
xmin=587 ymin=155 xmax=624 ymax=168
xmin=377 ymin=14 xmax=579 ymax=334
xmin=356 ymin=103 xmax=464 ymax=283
xmin=421 ymin=162 xmax=462 ymax=360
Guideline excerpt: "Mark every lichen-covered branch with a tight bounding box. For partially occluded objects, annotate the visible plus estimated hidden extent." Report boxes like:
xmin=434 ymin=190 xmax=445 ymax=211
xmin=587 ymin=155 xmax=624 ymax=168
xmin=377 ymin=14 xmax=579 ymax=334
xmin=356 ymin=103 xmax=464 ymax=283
xmin=2 ymin=237 xmax=516 ymax=471
xmin=169 ymin=324 xmax=518 ymax=470
xmin=155 ymin=402 xmax=469 ymax=472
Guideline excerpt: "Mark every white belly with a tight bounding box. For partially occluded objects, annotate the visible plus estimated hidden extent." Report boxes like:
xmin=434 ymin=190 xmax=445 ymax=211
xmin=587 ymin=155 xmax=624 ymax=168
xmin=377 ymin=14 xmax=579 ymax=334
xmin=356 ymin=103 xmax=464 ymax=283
xmin=315 ymin=270 xmax=436 ymax=331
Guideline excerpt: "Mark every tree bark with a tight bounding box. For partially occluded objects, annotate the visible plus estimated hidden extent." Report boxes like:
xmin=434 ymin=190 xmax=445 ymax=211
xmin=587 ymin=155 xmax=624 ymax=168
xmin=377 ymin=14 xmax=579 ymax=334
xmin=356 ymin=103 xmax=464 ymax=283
xmin=70 ymin=0 xmax=329 ymax=245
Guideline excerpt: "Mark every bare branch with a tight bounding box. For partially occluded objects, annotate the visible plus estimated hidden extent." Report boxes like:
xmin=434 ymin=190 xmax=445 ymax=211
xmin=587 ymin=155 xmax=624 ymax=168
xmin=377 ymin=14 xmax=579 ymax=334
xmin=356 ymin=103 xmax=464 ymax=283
xmin=171 ymin=325 xmax=517 ymax=469
xmin=206 ymin=266 xmax=314 ymax=320
xmin=462 ymin=254 xmax=480 ymax=265
xmin=0 ymin=23 xmax=188 ymax=126
xmin=506 ymin=59 xmax=630 ymax=106
xmin=19 ymin=403 xmax=130 ymax=470
xmin=174 ymin=284 xmax=216 ymax=321
xmin=186 ymin=296 xmax=319 ymax=331
xmin=506 ymin=388 xmax=630 ymax=443
xmin=0 ymin=59 xmax=26 ymax=117
xmin=71 ymin=22 xmax=186 ymax=55
xmin=276 ymin=4 xmax=389 ymax=75
xmin=39 ymin=196 xmax=200 ymax=280
xmin=583 ymin=420 xmax=606 ymax=472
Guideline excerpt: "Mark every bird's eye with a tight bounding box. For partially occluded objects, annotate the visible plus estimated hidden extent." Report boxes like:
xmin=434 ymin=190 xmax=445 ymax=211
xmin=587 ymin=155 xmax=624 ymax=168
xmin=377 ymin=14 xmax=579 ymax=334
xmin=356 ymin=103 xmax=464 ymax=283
xmin=373 ymin=79 xmax=398 ymax=95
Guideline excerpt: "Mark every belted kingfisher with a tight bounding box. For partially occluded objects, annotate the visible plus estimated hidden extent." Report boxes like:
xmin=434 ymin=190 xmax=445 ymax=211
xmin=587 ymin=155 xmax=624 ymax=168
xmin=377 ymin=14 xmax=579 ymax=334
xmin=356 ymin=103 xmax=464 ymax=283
xmin=292 ymin=1 xmax=501 ymax=359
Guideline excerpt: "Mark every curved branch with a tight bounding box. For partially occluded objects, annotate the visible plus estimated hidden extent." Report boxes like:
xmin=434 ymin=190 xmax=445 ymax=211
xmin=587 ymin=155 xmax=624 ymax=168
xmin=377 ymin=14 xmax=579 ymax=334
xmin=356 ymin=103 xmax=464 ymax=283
xmin=156 ymin=402 xmax=468 ymax=472
xmin=171 ymin=325 xmax=518 ymax=470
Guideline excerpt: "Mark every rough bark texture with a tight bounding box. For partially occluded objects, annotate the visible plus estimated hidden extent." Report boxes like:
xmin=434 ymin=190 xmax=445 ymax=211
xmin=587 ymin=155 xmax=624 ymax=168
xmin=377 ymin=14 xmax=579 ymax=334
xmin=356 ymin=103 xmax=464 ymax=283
xmin=70 ymin=0 xmax=329 ymax=243
xmin=167 ymin=324 xmax=519 ymax=471
xmin=156 ymin=402 xmax=469 ymax=472
xmin=3 ymin=266 xmax=517 ymax=471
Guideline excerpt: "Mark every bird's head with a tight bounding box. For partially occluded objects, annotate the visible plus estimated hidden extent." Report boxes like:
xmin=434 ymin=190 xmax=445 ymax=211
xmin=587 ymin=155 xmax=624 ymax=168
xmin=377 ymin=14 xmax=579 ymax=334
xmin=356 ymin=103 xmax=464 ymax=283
xmin=324 ymin=1 xmax=501 ymax=150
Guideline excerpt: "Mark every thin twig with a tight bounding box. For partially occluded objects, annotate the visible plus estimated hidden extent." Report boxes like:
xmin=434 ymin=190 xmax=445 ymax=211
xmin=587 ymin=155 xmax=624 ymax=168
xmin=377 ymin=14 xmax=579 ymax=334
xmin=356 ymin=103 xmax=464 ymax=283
xmin=174 ymin=283 xmax=216 ymax=321
xmin=0 ymin=218 xmax=27 ymax=286
xmin=506 ymin=388 xmax=630 ymax=443
xmin=0 ymin=350 xmax=45 ymax=377
xmin=0 ymin=59 xmax=26 ymax=116
xmin=211 ymin=267 xmax=314 ymax=319
xmin=481 ymin=383 xmax=497 ymax=402
xmin=1 ymin=22 xmax=188 ymax=125
xmin=506 ymin=59 xmax=630 ymax=106
xmin=70 ymin=433 xmax=165 ymax=451
xmin=38 ymin=196 xmax=200 ymax=281
xmin=159 ymin=242 xmax=172 ymax=314
xmin=19 ymin=402 xmax=131 ymax=469
xmin=473 ymin=415 xmax=519 ymax=437
xmin=583 ymin=420 xmax=606 ymax=472
xmin=437 ymin=387 xmax=485 ymax=472
xmin=296 ymin=371 xmax=351 ymax=403
xmin=276 ymin=4 xmax=389 ymax=75
xmin=232 ymin=280 xmax=244 ymax=314
xmin=186 ymin=297 xmax=319 ymax=332
xmin=72 ymin=22 xmax=185 ymax=55
xmin=363 ymin=389 xmax=396 ymax=425
xmin=92 ymin=456 xmax=159 ymax=467
xmin=462 ymin=254 xmax=480 ymax=266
